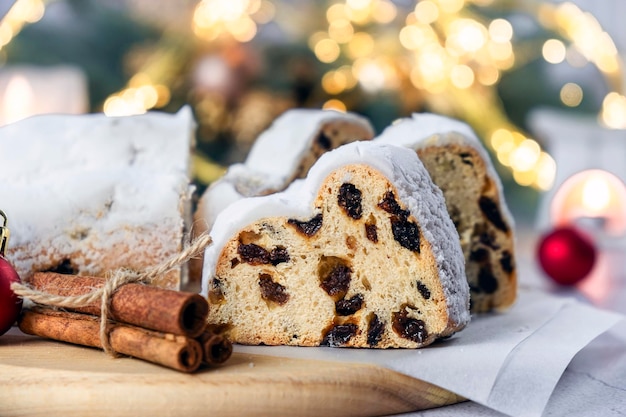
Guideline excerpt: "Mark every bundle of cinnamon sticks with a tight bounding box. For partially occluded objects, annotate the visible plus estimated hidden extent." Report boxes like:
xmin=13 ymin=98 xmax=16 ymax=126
xmin=18 ymin=272 xmax=232 ymax=373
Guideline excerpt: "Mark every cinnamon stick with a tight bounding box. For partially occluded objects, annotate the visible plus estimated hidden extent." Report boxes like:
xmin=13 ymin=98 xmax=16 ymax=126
xmin=197 ymin=330 xmax=233 ymax=366
xmin=18 ymin=308 xmax=203 ymax=373
xmin=29 ymin=272 xmax=209 ymax=338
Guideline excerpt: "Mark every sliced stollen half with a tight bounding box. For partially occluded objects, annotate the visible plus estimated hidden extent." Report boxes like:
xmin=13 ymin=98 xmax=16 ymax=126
xmin=0 ymin=107 xmax=195 ymax=289
xmin=376 ymin=113 xmax=517 ymax=313
xmin=201 ymin=141 xmax=470 ymax=348
xmin=191 ymin=109 xmax=374 ymax=285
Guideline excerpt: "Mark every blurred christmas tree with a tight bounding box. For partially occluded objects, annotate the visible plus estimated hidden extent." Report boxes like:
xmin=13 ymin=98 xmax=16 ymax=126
xmin=1 ymin=0 xmax=624 ymax=220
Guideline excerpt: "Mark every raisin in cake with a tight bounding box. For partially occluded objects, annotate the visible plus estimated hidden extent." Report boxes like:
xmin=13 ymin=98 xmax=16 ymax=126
xmin=376 ymin=113 xmax=516 ymax=313
xmin=191 ymin=109 xmax=374 ymax=286
xmin=201 ymin=141 xmax=470 ymax=348
xmin=0 ymin=107 xmax=195 ymax=289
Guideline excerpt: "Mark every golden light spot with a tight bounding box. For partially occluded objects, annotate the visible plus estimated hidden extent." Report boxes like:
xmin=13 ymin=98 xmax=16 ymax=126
xmin=509 ymin=139 xmax=541 ymax=172
xmin=353 ymin=59 xmax=386 ymax=92
xmin=436 ymin=0 xmax=465 ymax=14
xmin=560 ymin=83 xmax=583 ymax=107
xmin=496 ymin=140 xmax=515 ymax=167
xmin=476 ymin=66 xmax=499 ymax=86
xmin=447 ymin=19 xmax=487 ymax=55
xmin=308 ymin=31 xmax=329 ymax=50
xmin=327 ymin=3 xmax=347 ymax=22
xmin=338 ymin=65 xmax=358 ymax=89
xmin=345 ymin=0 xmax=372 ymax=24
xmin=542 ymin=39 xmax=567 ymax=64
xmin=322 ymin=71 xmax=347 ymax=95
xmin=373 ymin=0 xmax=397 ymax=24
xmin=314 ymin=38 xmax=341 ymax=63
xmin=347 ymin=0 xmax=371 ymax=10
xmin=488 ymin=19 xmax=513 ymax=43
xmin=347 ymin=32 xmax=374 ymax=59
xmin=450 ymin=64 xmax=474 ymax=89
xmin=601 ymin=92 xmax=626 ymax=129
xmin=329 ymin=18 xmax=354 ymax=44
xmin=490 ymin=129 xmax=514 ymax=150
xmin=399 ymin=24 xmax=435 ymax=50
xmin=513 ymin=169 xmax=536 ymax=187
xmin=535 ymin=152 xmax=556 ymax=191
xmin=227 ymin=16 xmax=257 ymax=42
xmin=414 ymin=1 xmax=439 ymax=24
xmin=323 ymin=99 xmax=347 ymax=112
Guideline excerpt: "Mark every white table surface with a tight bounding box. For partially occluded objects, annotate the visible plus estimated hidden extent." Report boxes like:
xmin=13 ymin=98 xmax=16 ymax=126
xmin=399 ymin=225 xmax=626 ymax=417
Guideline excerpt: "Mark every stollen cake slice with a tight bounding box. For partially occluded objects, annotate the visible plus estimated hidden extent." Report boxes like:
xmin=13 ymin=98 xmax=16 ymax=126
xmin=191 ymin=109 xmax=374 ymax=285
xmin=201 ymin=141 xmax=470 ymax=348
xmin=0 ymin=107 xmax=195 ymax=289
xmin=376 ymin=113 xmax=517 ymax=313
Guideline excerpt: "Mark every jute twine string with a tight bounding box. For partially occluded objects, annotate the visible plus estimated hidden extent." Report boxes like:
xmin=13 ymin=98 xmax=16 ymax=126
xmin=11 ymin=233 xmax=213 ymax=356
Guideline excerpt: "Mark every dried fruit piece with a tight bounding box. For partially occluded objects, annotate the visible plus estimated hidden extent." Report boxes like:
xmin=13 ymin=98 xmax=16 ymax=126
xmin=365 ymin=223 xmax=378 ymax=243
xmin=238 ymin=243 xmax=271 ymax=265
xmin=288 ymin=213 xmax=323 ymax=237
xmin=316 ymin=131 xmax=332 ymax=150
xmin=378 ymin=191 xmax=409 ymax=218
xmin=208 ymin=277 xmax=226 ymax=304
xmin=269 ymin=247 xmax=290 ymax=265
xmin=319 ymin=260 xmax=352 ymax=298
xmin=238 ymin=243 xmax=290 ymax=266
xmin=321 ymin=323 xmax=358 ymax=347
xmin=415 ymin=280 xmax=431 ymax=300
xmin=338 ymin=183 xmax=363 ymax=220
xmin=500 ymin=250 xmax=514 ymax=273
xmin=45 ymin=258 xmax=76 ymax=275
xmin=335 ymin=294 xmax=364 ymax=315
xmin=392 ymin=307 xmax=428 ymax=344
xmin=478 ymin=265 xmax=498 ymax=294
xmin=479 ymin=196 xmax=509 ymax=233
xmin=390 ymin=216 xmax=421 ymax=253
xmin=459 ymin=152 xmax=474 ymax=166
xmin=469 ymin=247 xmax=489 ymax=262
xmin=367 ymin=313 xmax=384 ymax=347
xmin=258 ymin=273 xmax=290 ymax=305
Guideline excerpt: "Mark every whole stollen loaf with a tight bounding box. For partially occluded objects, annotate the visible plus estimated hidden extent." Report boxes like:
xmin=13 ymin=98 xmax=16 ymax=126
xmin=202 ymin=141 xmax=470 ymax=348
xmin=0 ymin=107 xmax=195 ymax=289
xmin=376 ymin=113 xmax=517 ymax=313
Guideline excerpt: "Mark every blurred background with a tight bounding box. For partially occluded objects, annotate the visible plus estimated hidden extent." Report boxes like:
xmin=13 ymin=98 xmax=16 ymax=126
xmin=1 ymin=0 xmax=625 ymax=229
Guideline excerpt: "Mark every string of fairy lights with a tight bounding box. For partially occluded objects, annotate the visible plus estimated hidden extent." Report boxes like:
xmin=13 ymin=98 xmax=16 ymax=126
xmin=2 ymin=0 xmax=625 ymax=191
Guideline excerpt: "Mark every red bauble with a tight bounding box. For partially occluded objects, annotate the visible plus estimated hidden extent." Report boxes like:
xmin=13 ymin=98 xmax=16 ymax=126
xmin=537 ymin=226 xmax=597 ymax=285
xmin=0 ymin=256 xmax=22 ymax=335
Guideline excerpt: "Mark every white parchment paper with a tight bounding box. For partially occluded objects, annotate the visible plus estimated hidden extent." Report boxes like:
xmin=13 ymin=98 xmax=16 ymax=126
xmin=236 ymin=288 xmax=624 ymax=417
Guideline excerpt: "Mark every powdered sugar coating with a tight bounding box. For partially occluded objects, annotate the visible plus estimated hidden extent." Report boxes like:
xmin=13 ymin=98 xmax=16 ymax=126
xmin=375 ymin=113 xmax=514 ymax=228
xmin=0 ymin=107 xmax=195 ymax=285
xmin=245 ymin=109 xmax=373 ymax=184
xmin=202 ymin=141 xmax=470 ymax=327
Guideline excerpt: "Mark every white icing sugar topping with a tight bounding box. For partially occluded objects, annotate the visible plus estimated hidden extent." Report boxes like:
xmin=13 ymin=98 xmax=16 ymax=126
xmin=244 ymin=109 xmax=373 ymax=181
xmin=376 ymin=112 xmax=514 ymax=228
xmin=0 ymin=107 xmax=195 ymax=279
xmin=202 ymin=141 xmax=470 ymax=326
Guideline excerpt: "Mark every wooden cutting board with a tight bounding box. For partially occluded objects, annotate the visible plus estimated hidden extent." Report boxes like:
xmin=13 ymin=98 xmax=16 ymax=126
xmin=0 ymin=328 xmax=465 ymax=417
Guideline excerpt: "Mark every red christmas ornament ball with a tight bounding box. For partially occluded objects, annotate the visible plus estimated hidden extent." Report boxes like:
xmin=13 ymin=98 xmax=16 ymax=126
xmin=537 ymin=226 xmax=597 ymax=285
xmin=0 ymin=256 xmax=22 ymax=336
